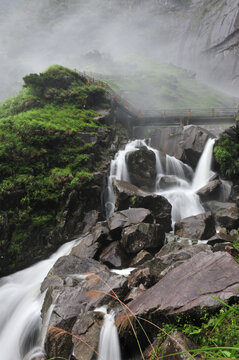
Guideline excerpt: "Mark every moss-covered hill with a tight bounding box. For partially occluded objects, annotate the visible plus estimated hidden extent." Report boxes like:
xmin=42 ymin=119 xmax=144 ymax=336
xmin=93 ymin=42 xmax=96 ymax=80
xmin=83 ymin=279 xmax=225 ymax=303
xmin=0 ymin=65 xmax=114 ymax=276
xmin=98 ymin=58 xmax=238 ymax=112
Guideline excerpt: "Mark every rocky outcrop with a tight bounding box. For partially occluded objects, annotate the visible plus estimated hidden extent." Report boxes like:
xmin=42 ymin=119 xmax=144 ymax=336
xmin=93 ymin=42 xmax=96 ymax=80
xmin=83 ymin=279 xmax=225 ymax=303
xmin=215 ymin=207 xmax=239 ymax=230
xmin=174 ymin=212 xmax=216 ymax=240
xmin=42 ymin=256 xmax=128 ymax=359
xmin=126 ymin=252 xmax=239 ymax=317
xmin=126 ymin=146 xmax=156 ymax=190
xmin=197 ymin=180 xmax=222 ymax=202
xmin=121 ymin=223 xmax=165 ymax=254
xmin=150 ymin=125 xmax=214 ymax=168
xmin=144 ymin=331 xmax=202 ymax=360
xmin=113 ymin=180 xmax=172 ymax=232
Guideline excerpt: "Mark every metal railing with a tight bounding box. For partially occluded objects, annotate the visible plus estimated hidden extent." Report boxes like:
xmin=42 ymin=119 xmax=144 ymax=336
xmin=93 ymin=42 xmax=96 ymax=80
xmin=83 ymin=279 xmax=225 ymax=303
xmin=74 ymin=69 xmax=238 ymax=121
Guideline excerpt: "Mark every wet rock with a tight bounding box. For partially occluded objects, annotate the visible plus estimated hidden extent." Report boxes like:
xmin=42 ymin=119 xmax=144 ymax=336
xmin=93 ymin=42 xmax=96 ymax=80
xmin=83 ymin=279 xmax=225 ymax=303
xmin=204 ymin=201 xmax=236 ymax=215
xmin=213 ymin=242 xmax=239 ymax=257
xmin=130 ymin=250 xmax=153 ymax=267
xmin=216 ymin=207 xmax=239 ymax=230
xmin=121 ymin=223 xmax=165 ymax=254
xmin=174 ymin=212 xmax=216 ymax=240
xmin=113 ymin=180 xmax=172 ymax=232
xmin=150 ymin=125 xmax=214 ymax=169
xmin=99 ymin=241 xmax=130 ymax=269
xmin=82 ymin=210 xmax=99 ymax=233
xmin=207 ymin=232 xmax=237 ymax=246
xmin=108 ymin=208 xmax=153 ymax=233
xmin=154 ymin=331 xmax=202 ymax=360
xmin=124 ymin=286 xmax=146 ymax=303
xmin=43 ymin=256 xmax=128 ymax=358
xmin=128 ymin=268 xmax=155 ymax=289
xmin=70 ymin=222 xmax=109 ymax=260
xmin=159 ymin=175 xmax=184 ymax=190
xmin=197 ymin=180 xmax=222 ymax=202
xmin=127 ymin=252 xmax=239 ymax=317
xmin=156 ymin=241 xmax=212 ymax=268
xmin=72 ymin=312 xmax=103 ymax=360
xmin=126 ymin=147 xmax=156 ymax=191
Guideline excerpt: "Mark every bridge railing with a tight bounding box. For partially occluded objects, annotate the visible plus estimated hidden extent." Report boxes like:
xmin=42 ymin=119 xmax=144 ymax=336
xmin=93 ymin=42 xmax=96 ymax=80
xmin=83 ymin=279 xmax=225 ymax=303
xmin=74 ymin=70 xmax=238 ymax=119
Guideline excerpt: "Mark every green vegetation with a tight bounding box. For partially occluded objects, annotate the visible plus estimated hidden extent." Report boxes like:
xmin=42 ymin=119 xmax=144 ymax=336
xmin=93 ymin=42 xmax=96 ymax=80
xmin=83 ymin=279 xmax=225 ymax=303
xmin=214 ymin=130 xmax=239 ymax=178
xmin=104 ymin=57 xmax=237 ymax=111
xmin=153 ymin=304 xmax=239 ymax=359
xmin=0 ymin=65 xmax=110 ymax=269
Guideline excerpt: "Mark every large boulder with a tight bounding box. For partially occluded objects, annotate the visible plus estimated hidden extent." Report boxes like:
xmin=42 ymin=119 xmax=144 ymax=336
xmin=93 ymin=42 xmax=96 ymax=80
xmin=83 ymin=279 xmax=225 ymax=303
xmin=150 ymin=125 xmax=214 ymax=169
xmin=197 ymin=180 xmax=222 ymax=202
xmin=174 ymin=212 xmax=216 ymax=240
xmin=204 ymin=201 xmax=237 ymax=215
xmin=126 ymin=252 xmax=239 ymax=317
xmin=108 ymin=208 xmax=153 ymax=233
xmin=42 ymin=256 xmax=128 ymax=359
xmin=99 ymin=241 xmax=130 ymax=269
xmin=126 ymin=146 xmax=156 ymax=191
xmin=215 ymin=207 xmax=239 ymax=230
xmin=156 ymin=241 xmax=212 ymax=268
xmin=71 ymin=312 xmax=103 ymax=360
xmin=113 ymin=180 xmax=172 ymax=232
xmin=144 ymin=331 xmax=202 ymax=360
xmin=121 ymin=223 xmax=165 ymax=254
xmin=70 ymin=222 xmax=110 ymax=260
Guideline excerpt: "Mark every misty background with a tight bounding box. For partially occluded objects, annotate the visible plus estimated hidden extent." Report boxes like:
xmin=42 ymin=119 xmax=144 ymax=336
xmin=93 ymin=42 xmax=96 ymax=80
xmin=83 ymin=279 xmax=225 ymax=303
xmin=1 ymin=0 xmax=239 ymax=102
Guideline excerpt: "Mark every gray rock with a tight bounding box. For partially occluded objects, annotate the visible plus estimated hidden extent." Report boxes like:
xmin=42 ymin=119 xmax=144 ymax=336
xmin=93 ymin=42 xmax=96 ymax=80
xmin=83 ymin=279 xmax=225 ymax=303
xmin=126 ymin=146 xmax=157 ymax=191
xmin=207 ymin=232 xmax=237 ymax=246
xmin=204 ymin=201 xmax=236 ymax=215
xmin=197 ymin=180 xmax=222 ymax=202
xmin=108 ymin=207 xmax=153 ymax=232
xmin=156 ymin=241 xmax=212 ymax=267
xmin=150 ymin=125 xmax=214 ymax=168
xmin=70 ymin=222 xmax=109 ymax=260
xmin=113 ymin=180 xmax=172 ymax=232
xmin=121 ymin=223 xmax=165 ymax=254
xmin=99 ymin=241 xmax=130 ymax=269
xmin=216 ymin=207 xmax=239 ymax=230
xmin=127 ymin=252 xmax=239 ymax=317
xmin=130 ymin=250 xmax=153 ymax=267
xmin=175 ymin=212 xmax=216 ymax=240
xmin=72 ymin=312 xmax=103 ymax=360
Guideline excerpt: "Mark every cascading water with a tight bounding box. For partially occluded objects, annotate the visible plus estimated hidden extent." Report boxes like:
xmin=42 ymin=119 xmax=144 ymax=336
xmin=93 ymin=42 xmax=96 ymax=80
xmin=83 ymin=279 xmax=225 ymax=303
xmin=0 ymin=238 xmax=82 ymax=360
xmin=106 ymin=138 xmax=216 ymax=225
xmin=97 ymin=309 xmax=121 ymax=360
xmin=105 ymin=139 xmax=159 ymax=218
xmin=192 ymin=138 xmax=216 ymax=191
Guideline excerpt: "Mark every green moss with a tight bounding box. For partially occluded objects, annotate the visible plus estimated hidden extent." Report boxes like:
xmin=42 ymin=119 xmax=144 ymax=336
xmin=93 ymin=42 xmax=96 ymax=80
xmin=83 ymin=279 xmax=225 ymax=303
xmin=0 ymin=64 xmax=110 ymax=263
xmin=214 ymin=133 xmax=239 ymax=178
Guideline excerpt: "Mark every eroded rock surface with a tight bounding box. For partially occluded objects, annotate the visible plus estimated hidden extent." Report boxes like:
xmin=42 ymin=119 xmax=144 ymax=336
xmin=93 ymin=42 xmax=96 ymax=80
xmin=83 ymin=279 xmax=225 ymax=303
xmin=174 ymin=212 xmax=216 ymax=240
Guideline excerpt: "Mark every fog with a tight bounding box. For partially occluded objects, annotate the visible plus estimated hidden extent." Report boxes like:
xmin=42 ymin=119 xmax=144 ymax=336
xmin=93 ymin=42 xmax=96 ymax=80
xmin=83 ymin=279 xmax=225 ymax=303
xmin=0 ymin=0 xmax=238 ymax=101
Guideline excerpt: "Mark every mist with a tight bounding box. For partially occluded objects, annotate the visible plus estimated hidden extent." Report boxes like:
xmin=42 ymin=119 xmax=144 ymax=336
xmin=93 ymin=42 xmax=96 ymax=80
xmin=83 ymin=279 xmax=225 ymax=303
xmin=1 ymin=0 xmax=239 ymax=102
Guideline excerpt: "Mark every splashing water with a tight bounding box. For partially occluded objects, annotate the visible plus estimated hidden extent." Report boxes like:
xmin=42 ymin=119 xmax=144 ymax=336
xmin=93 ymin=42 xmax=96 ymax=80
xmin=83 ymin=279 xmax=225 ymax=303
xmin=106 ymin=138 xmax=216 ymax=224
xmin=97 ymin=311 xmax=121 ymax=360
xmin=192 ymin=138 xmax=216 ymax=191
xmin=0 ymin=237 xmax=82 ymax=360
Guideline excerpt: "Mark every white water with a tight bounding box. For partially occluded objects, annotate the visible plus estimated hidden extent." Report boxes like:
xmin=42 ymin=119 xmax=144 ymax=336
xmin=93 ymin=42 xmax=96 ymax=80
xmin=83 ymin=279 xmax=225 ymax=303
xmin=97 ymin=310 xmax=121 ymax=360
xmin=0 ymin=238 xmax=82 ymax=360
xmin=192 ymin=138 xmax=216 ymax=191
xmin=105 ymin=139 xmax=160 ymax=218
xmin=106 ymin=138 xmax=216 ymax=224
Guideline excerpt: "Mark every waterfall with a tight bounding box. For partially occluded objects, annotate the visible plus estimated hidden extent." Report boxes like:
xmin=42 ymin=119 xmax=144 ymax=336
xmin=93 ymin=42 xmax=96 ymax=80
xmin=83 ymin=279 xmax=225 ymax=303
xmin=106 ymin=138 xmax=216 ymax=224
xmin=0 ymin=238 xmax=82 ymax=360
xmin=192 ymin=138 xmax=216 ymax=191
xmin=97 ymin=310 xmax=121 ymax=360
xmin=105 ymin=139 xmax=159 ymax=218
